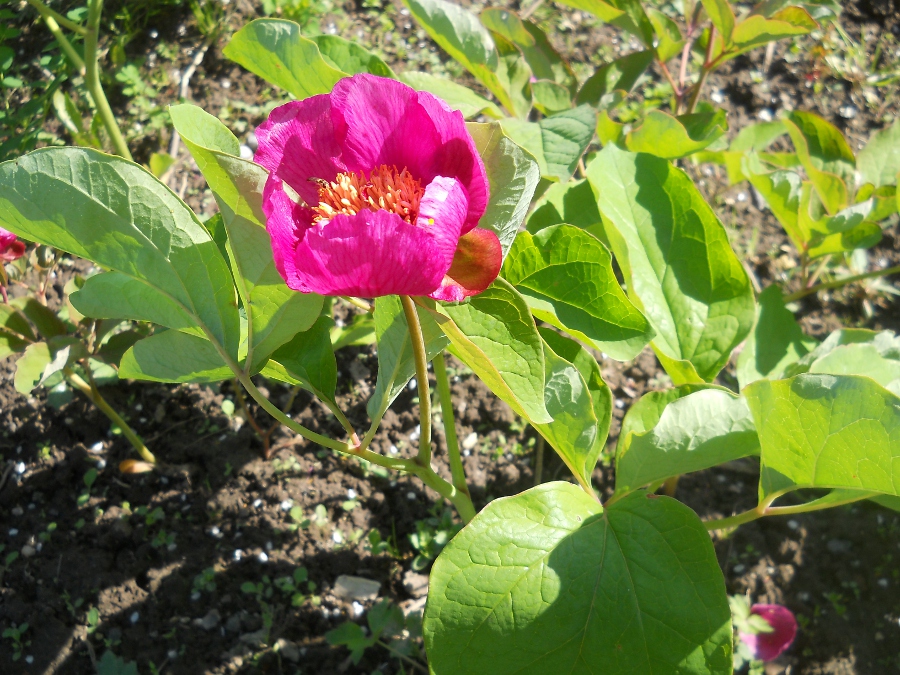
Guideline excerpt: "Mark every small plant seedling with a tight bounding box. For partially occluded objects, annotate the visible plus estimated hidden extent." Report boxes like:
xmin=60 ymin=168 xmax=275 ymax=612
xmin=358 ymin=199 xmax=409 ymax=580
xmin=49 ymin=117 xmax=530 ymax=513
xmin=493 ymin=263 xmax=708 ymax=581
xmin=409 ymin=507 xmax=461 ymax=572
xmin=2 ymin=622 xmax=30 ymax=661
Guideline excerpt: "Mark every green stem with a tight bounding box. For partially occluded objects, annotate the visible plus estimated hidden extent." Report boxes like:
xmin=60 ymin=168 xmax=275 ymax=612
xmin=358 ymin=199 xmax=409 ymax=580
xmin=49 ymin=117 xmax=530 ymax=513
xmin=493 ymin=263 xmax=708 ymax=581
xmin=766 ymin=491 xmax=877 ymax=516
xmin=341 ymin=295 xmax=372 ymax=312
xmin=28 ymin=0 xmax=86 ymax=73
xmin=323 ymin=399 xmax=360 ymax=446
xmin=703 ymin=487 xmax=866 ymax=531
xmin=704 ymin=507 xmax=763 ymax=531
xmin=434 ymin=353 xmax=469 ymax=499
xmin=401 ymin=295 xmax=432 ymax=469
xmin=64 ymin=367 xmax=156 ymax=464
xmin=782 ymin=263 xmax=900 ymax=303
xmin=84 ymin=0 xmax=132 ymax=161
xmin=27 ymin=0 xmax=89 ymax=35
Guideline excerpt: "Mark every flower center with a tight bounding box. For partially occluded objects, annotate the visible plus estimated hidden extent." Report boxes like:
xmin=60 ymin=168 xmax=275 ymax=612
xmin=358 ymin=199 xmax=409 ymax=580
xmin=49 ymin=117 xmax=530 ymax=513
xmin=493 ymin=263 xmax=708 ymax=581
xmin=311 ymin=165 xmax=425 ymax=224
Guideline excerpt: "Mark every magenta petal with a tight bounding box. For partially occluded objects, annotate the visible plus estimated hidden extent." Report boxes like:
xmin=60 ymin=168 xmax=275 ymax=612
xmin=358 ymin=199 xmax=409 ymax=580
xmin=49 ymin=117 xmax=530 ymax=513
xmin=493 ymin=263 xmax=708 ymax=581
xmin=254 ymin=96 xmax=346 ymax=206
xmin=0 ymin=227 xmax=24 ymax=262
xmin=415 ymin=91 xmax=489 ymax=234
xmin=289 ymin=177 xmax=469 ymax=297
xmin=330 ymin=74 xmax=442 ymax=185
xmin=740 ymin=604 xmax=798 ymax=661
xmin=262 ymin=178 xmax=316 ymax=293
xmin=429 ymin=228 xmax=501 ymax=302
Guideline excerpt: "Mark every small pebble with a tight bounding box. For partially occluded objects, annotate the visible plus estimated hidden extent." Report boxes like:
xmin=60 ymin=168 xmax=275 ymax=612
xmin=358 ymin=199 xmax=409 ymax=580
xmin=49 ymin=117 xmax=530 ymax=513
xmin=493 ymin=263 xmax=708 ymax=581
xmin=408 ymin=378 xmax=417 ymax=391
xmin=462 ymin=432 xmax=478 ymax=450
xmin=15 ymin=462 xmax=26 ymax=475
xmin=233 ymin=549 xmax=243 ymax=561
xmin=406 ymin=491 xmax=417 ymax=501
xmin=252 ymin=498 xmax=263 ymax=508
xmin=409 ymin=425 xmax=421 ymax=442
xmin=332 ymin=531 xmax=343 ymax=543
xmin=167 ymin=649 xmax=177 ymax=660
xmin=280 ymin=500 xmax=293 ymax=511
xmin=21 ymin=544 xmax=36 ymax=558
xmin=8 ymin=528 xmax=18 ymax=537
xmin=209 ymin=526 xmax=221 ymax=538
xmin=389 ymin=445 xmax=399 ymax=455
xmin=191 ymin=591 xmax=201 ymax=601
xmin=347 ymin=488 xmax=357 ymax=500
xmin=90 ymin=442 xmax=104 ymax=453
xmin=877 ymin=578 xmax=889 ymax=588
xmin=351 ymin=601 xmax=364 ymax=617
xmin=246 ymin=131 xmax=258 ymax=152
xmin=758 ymin=108 xmax=774 ymax=122
xmin=258 ymin=552 xmax=269 ymax=563
xmin=239 ymin=145 xmax=253 ymax=160
xmin=265 ymin=541 xmax=273 ymax=551
xmin=130 ymin=611 xmax=140 ymax=624
xmin=149 ymin=29 xmax=159 ymax=39
xmin=11 ymin=507 xmax=23 ymax=517
xmin=733 ymin=564 xmax=745 ymax=573
xmin=787 ymin=520 xmax=799 ymax=530
xmin=25 ymin=656 xmax=34 ymax=664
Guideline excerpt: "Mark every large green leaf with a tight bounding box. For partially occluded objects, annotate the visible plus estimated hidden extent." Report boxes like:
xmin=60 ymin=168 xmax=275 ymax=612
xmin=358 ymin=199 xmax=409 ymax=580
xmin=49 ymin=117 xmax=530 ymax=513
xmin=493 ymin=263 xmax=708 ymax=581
xmin=857 ymin=119 xmax=900 ymax=188
xmin=310 ymin=35 xmax=396 ymax=78
xmin=170 ymin=104 xmax=323 ymax=370
xmin=70 ymin=271 xmax=201 ymax=335
xmin=119 ymin=330 xmax=232 ymax=383
xmin=500 ymin=105 xmax=596 ymax=182
xmin=400 ymin=72 xmax=503 ymax=119
xmin=367 ymin=296 xmax=449 ymax=419
xmin=466 ymin=122 xmax=541 ymax=258
xmin=264 ymin=316 xmax=338 ymax=402
xmin=587 ymin=145 xmax=755 ymax=382
xmin=0 ymin=147 xmax=240 ymax=359
xmin=533 ymin=329 xmax=612 ymax=488
xmin=492 ymin=32 xmax=534 ymax=119
xmin=503 ymin=225 xmax=653 ymax=360
xmin=625 ymin=109 xmax=728 ymax=159
xmin=402 ymin=0 xmax=518 ymax=115
xmin=424 ymin=483 xmax=732 ymax=675
xmin=576 ymin=50 xmax=654 ymax=107
xmin=427 ymin=279 xmax=551 ymax=423
xmin=746 ymin=374 xmax=900 ymax=498
xmin=223 ymin=19 xmax=345 ymax=100
xmin=615 ymin=387 xmax=759 ymax=495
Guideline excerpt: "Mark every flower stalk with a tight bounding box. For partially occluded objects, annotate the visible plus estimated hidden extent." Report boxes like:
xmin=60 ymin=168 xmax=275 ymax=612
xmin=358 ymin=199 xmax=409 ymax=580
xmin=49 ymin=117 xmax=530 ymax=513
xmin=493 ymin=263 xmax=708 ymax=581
xmin=401 ymin=295 xmax=433 ymax=469
xmin=434 ymin=353 xmax=469 ymax=500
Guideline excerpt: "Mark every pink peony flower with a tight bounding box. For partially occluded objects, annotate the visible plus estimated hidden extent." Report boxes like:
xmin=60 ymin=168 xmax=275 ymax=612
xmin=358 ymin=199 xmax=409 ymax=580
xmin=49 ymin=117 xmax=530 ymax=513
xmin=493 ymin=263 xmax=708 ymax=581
xmin=254 ymin=73 xmax=499 ymax=301
xmin=0 ymin=227 xmax=25 ymax=262
xmin=739 ymin=604 xmax=797 ymax=661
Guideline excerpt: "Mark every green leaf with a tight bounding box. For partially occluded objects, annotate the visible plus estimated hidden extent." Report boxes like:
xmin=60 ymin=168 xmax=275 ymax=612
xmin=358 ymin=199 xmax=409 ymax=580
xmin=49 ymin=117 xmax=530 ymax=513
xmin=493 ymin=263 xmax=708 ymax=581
xmin=400 ymin=72 xmax=503 ymax=119
xmin=785 ymin=329 xmax=900 ymax=389
xmin=736 ymin=285 xmax=817 ymax=388
xmin=728 ymin=8 xmax=817 ymax=57
xmin=746 ymin=374 xmax=900 ymax=498
xmin=531 ymin=80 xmax=573 ymax=115
xmin=403 ymin=0 xmax=519 ymax=115
xmin=97 ymin=651 xmax=139 ymax=675
xmin=9 ymin=297 xmax=67 ymax=338
xmin=647 ymin=8 xmax=685 ymax=62
xmin=480 ymin=9 xmax=576 ymax=93
xmin=701 ymin=0 xmax=736 ymax=44
xmin=587 ymin=145 xmax=756 ymax=382
xmin=744 ymin=163 xmax=807 ymax=250
xmin=857 ymin=119 xmax=900 ymax=188
xmin=625 ymin=109 xmax=728 ymax=159
xmin=264 ymin=316 xmax=337 ymax=402
xmin=500 ymin=105 xmax=596 ymax=182
xmin=525 ymin=179 xmax=605 ymax=244
xmin=170 ymin=104 xmax=323 ymax=370
xmin=120 ymin=330 xmax=232 ymax=383
xmin=553 ymin=0 xmax=654 ymax=46
xmin=615 ymin=387 xmax=759 ymax=495
xmin=536 ymin=328 xmax=612 ymax=487
xmin=331 ymin=312 xmax=376 ymax=350
xmin=310 ymin=35 xmax=396 ymax=77
xmin=466 ymin=122 xmax=541 ymax=258
xmin=576 ymin=50 xmax=654 ymax=107
xmin=424 ymin=483 xmax=732 ymax=675
xmin=427 ymin=279 xmax=551 ymax=424
xmin=784 ymin=111 xmax=855 ymax=213
xmin=14 ymin=341 xmax=52 ymax=394
xmin=491 ymin=31 xmax=534 ymax=119
xmin=367 ymin=296 xmax=448 ymax=419
xmin=503 ymin=225 xmax=653 ymax=360
xmin=223 ymin=19 xmax=345 ymax=99
xmin=0 ymin=303 xmax=35 ymax=359
xmin=0 ymin=148 xmax=240 ymax=359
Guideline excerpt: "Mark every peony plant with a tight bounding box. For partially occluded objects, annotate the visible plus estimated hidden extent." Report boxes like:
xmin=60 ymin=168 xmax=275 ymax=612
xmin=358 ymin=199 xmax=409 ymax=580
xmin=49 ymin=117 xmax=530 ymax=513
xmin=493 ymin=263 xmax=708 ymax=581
xmin=1 ymin=4 xmax=899 ymax=673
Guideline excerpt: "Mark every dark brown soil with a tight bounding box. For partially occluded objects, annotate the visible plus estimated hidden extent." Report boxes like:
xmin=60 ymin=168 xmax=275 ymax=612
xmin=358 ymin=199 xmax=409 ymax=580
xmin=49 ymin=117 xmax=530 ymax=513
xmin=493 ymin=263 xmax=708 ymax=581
xmin=2 ymin=0 xmax=900 ymax=674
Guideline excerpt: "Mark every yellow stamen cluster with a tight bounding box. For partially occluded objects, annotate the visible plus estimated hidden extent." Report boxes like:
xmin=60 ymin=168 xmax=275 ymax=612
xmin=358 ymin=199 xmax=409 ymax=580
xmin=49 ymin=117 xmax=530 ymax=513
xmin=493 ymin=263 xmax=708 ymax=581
xmin=311 ymin=165 xmax=425 ymax=224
